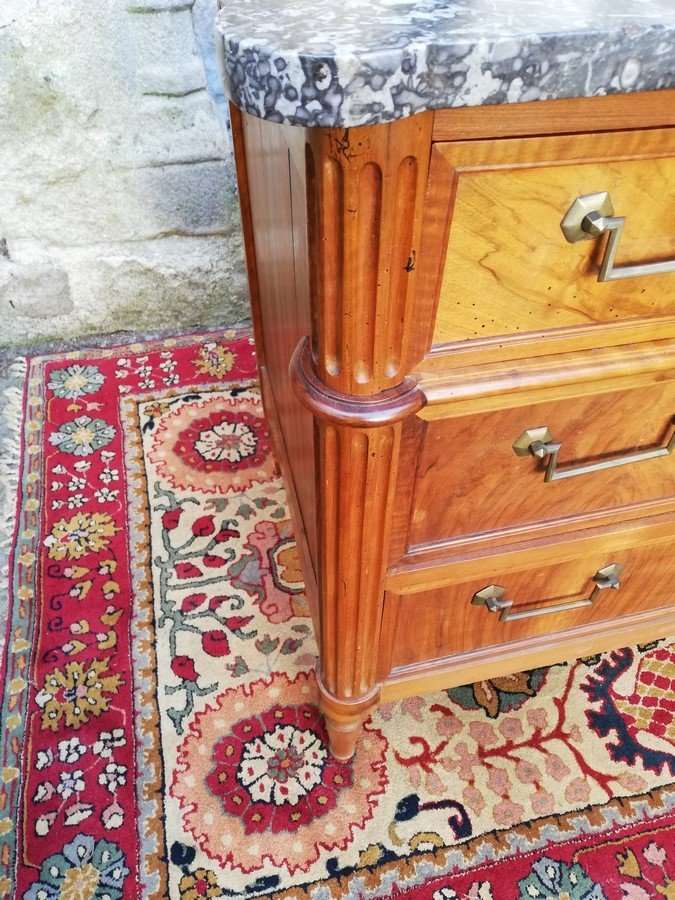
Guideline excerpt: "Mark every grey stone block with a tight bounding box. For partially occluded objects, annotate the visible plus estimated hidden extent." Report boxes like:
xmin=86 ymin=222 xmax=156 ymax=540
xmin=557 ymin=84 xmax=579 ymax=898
xmin=4 ymin=160 xmax=239 ymax=246
xmin=126 ymin=0 xmax=194 ymax=11
xmin=131 ymin=8 xmax=206 ymax=96
xmin=0 ymin=236 xmax=249 ymax=344
xmin=0 ymin=261 xmax=72 ymax=322
xmin=0 ymin=0 xmax=247 ymax=344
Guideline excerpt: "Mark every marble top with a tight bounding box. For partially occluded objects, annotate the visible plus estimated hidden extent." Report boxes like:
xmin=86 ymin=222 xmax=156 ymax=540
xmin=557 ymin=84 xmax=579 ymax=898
xmin=215 ymin=0 xmax=675 ymax=128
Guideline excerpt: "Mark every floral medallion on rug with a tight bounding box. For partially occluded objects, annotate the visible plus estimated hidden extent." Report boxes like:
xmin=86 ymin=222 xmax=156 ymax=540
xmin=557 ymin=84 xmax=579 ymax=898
xmin=1 ymin=329 xmax=674 ymax=899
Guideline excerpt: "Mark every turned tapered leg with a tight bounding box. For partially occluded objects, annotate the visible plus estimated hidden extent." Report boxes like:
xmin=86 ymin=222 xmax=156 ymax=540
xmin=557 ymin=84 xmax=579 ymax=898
xmin=317 ymin=675 xmax=380 ymax=761
xmin=292 ymin=342 xmax=425 ymax=758
xmin=291 ymin=113 xmax=433 ymax=758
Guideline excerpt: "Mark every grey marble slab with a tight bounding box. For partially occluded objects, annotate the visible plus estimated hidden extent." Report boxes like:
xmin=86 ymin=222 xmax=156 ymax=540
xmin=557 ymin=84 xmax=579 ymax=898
xmin=215 ymin=0 xmax=675 ymax=128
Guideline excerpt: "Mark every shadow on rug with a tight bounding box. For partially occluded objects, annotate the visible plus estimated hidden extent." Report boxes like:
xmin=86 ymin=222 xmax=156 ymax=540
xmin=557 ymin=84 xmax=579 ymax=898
xmin=1 ymin=329 xmax=674 ymax=899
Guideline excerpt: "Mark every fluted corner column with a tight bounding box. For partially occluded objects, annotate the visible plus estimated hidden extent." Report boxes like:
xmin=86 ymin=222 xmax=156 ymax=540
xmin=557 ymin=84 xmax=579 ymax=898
xmin=292 ymin=113 xmax=433 ymax=759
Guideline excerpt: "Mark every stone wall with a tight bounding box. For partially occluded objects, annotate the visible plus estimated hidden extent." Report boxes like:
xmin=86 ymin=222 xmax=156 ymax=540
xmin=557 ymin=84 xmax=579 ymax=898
xmin=0 ymin=0 xmax=248 ymax=346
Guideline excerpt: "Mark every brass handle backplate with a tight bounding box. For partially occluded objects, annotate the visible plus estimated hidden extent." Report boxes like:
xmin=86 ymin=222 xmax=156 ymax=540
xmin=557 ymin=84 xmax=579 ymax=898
xmin=513 ymin=424 xmax=675 ymax=483
xmin=561 ymin=191 xmax=675 ymax=282
xmin=472 ymin=564 xmax=623 ymax=622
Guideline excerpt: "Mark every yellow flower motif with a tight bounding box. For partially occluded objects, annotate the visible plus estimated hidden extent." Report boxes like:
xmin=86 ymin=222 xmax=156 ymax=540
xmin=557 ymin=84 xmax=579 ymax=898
xmin=143 ymin=400 xmax=170 ymax=421
xmin=35 ymin=658 xmax=123 ymax=731
xmin=0 ymin=821 xmax=10 ymax=836
xmin=179 ymin=868 xmax=222 ymax=899
xmin=2 ymin=768 xmax=19 ymax=783
xmin=60 ymin=863 xmax=100 ymax=899
xmin=45 ymin=512 xmax=116 ymax=561
xmin=193 ymin=342 xmax=236 ymax=378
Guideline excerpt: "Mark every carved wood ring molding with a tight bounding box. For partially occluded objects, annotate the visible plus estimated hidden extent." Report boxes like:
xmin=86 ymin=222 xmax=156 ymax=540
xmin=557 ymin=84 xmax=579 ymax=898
xmin=290 ymin=337 xmax=426 ymax=427
xmin=315 ymin=668 xmax=381 ymax=719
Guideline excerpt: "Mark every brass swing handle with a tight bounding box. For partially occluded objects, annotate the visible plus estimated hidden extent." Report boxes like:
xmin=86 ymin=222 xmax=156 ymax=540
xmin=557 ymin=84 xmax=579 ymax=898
xmin=472 ymin=564 xmax=623 ymax=623
xmin=513 ymin=424 xmax=675 ymax=483
xmin=561 ymin=191 xmax=675 ymax=282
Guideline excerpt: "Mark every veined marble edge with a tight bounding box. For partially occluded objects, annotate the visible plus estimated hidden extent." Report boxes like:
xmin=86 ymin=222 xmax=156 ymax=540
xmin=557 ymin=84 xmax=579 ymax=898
xmin=214 ymin=3 xmax=675 ymax=128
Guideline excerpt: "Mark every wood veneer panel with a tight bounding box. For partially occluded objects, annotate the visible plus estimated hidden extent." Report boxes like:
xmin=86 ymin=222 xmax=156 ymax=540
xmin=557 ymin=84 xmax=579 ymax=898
xmin=386 ymin=340 xmax=675 ymax=565
xmin=417 ymin=338 xmax=675 ymax=416
xmin=409 ymin=380 xmax=675 ymax=549
xmin=380 ymin=606 xmax=675 ymax=701
xmin=387 ymin=535 xmax=674 ymax=669
xmin=237 ymin=112 xmax=318 ymax=567
xmin=432 ymin=90 xmax=675 ymax=141
xmin=387 ymin=512 xmax=675 ymax=592
xmin=431 ymin=129 xmax=675 ymax=346
xmin=416 ymin=318 xmax=675 ymax=377
xmin=259 ymin=365 xmax=318 ymax=617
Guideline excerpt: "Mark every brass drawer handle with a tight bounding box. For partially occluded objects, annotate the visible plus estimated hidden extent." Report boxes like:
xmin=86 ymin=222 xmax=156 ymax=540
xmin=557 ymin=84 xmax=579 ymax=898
xmin=472 ymin=564 xmax=623 ymax=623
xmin=561 ymin=191 xmax=675 ymax=282
xmin=513 ymin=424 xmax=675 ymax=483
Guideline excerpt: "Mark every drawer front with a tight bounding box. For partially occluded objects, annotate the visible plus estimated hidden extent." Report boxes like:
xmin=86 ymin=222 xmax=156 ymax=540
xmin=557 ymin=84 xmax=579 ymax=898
xmin=386 ymin=537 xmax=674 ymax=669
xmin=406 ymin=378 xmax=675 ymax=552
xmin=429 ymin=128 xmax=675 ymax=347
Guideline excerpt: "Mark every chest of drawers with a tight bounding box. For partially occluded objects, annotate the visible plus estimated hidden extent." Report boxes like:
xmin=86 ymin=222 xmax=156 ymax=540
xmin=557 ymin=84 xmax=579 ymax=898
xmin=226 ymin=88 xmax=675 ymax=760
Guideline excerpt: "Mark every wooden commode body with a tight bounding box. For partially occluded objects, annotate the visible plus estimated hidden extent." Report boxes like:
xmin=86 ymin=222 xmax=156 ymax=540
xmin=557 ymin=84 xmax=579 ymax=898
xmin=228 ymin=90 xmax=675 ymax=760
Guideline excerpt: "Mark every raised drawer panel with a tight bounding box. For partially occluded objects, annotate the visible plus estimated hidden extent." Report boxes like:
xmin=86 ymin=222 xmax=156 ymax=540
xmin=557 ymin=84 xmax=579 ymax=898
xmin=386 ymin=535 xmax=674 ymax=669
xmin=429 ymin=129 xmax=675 ymax=346
xmin=407 ymin=378 xmax=675 ymax=552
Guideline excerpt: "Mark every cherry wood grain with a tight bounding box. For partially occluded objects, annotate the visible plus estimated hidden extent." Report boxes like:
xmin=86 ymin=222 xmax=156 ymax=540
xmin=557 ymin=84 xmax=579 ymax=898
xmin=387 ymin=340 xmax=675 ymax=564
xmin=429 ymin=128 xmax=675 ymax=347
xmin=235 ymin=109 xmax=435 ymax=758
xmin=380 ymin=606 xmax=674 ymax=702
xmin=433 ymin=90 xmax=675 ymax=141
xmin=385 ymin=530 xmax=675 ymax=672
xmin=299 ymin=114 xmax=435 ymax=758
xmin=408 ymin=379 xmax=675 ymax=552
xmin=237 ymin=111 xmax=318 ymax=567
xmin=417 ymin=337 xmax=675 ymax=416
xmin=417 ymin=318 xmax=675 ymax=380
xmin=259 ymin=365 xmax=318 ymax=619
xmin=305 ymin=114 xmax=434 ymax=396
xmin=387 ymin=510 xmax=675 ymax=593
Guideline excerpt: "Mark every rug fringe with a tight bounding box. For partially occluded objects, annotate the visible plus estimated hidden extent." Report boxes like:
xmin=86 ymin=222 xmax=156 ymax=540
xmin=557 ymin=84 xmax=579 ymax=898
xmin=0 ymin=357 xmax=27 ymax=659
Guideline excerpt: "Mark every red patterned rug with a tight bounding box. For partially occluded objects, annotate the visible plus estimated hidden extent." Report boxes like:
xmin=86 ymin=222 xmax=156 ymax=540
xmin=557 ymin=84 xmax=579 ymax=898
xmin=1 ymin=329 xmax=674 ymax=899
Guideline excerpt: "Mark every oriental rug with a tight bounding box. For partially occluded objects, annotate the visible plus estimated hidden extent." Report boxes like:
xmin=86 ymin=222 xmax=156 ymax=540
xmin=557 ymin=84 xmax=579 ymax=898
xmin=1 ymin=329 xmax=674 ymax=899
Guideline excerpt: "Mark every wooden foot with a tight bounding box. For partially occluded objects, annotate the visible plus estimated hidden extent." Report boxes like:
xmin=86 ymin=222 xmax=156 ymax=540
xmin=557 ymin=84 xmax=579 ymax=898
xmin=324 ymin=717 xmax=364 ymax=762
xmin=317 ymin=672 xmax=380 ymax=761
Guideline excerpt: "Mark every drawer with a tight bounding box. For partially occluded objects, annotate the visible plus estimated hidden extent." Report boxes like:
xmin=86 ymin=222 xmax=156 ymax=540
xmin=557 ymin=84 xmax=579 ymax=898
xmin=427 ymin=128 xmax=675 ymax=347
xmin=405 ymin=375 xmax=675 ymax=553
xmin=385 ymin=533 xmax=674 ymax=670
